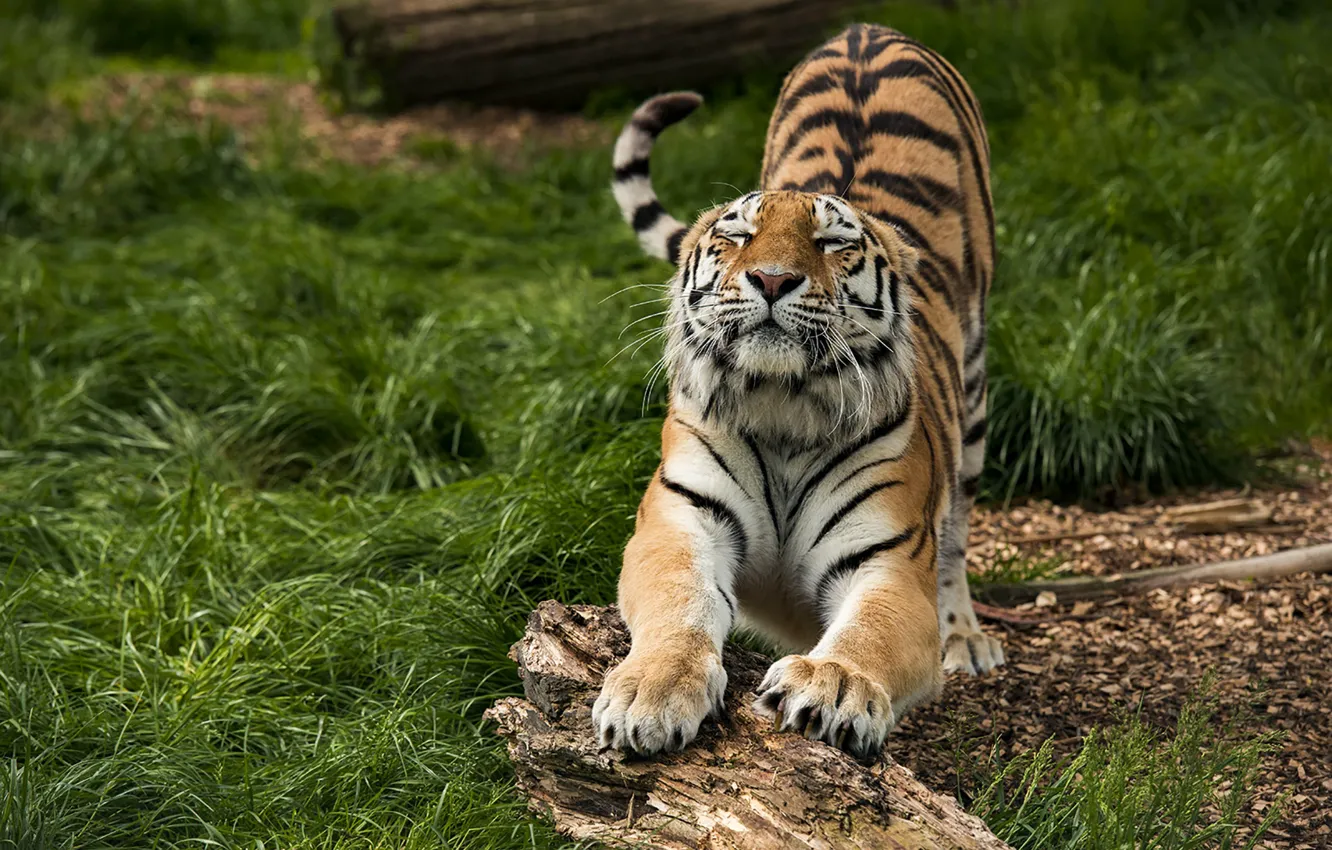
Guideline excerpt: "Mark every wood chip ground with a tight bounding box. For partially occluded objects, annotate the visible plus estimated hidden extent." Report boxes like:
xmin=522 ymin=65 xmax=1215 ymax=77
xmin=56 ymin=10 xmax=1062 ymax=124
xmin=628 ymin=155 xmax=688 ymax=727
xmin=897 ymin=443 xmax=1332 ymax=849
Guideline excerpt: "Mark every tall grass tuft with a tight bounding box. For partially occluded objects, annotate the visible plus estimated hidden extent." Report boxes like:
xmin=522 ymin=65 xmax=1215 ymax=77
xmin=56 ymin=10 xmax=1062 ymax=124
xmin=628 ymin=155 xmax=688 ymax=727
xmin=973 ymin=689 xmax=1284 ymax=850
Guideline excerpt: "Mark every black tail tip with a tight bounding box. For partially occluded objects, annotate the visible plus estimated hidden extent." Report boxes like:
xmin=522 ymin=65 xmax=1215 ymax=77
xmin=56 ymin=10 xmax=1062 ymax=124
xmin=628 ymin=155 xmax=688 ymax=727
xmin=632 ymin=91 xmax=704 ymax=134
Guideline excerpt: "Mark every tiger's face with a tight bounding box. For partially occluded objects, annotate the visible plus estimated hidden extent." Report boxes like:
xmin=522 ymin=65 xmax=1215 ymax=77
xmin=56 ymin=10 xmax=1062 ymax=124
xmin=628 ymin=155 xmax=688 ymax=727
xmin=665 ymin=191 xmax=918 ymax=445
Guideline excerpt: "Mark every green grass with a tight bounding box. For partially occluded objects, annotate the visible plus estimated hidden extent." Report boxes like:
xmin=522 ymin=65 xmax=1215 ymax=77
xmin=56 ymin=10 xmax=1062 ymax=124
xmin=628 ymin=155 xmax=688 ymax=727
xmin=2 ymin=0 xmax=1328 ymax=847
xmin=970 ymin=687 xmax=1284 ymax=850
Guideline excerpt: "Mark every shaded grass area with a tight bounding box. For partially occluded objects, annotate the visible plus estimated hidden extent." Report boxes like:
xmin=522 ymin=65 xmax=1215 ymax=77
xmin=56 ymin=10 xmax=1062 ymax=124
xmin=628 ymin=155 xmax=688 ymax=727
xmin=1 ymin=0 xmax=1327 ymax=847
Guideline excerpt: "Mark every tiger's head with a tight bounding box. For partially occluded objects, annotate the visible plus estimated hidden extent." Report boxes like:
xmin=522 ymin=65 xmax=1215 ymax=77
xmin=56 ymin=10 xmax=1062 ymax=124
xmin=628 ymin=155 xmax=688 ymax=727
xmin=665 ymin=191 xmax=918 ymax=446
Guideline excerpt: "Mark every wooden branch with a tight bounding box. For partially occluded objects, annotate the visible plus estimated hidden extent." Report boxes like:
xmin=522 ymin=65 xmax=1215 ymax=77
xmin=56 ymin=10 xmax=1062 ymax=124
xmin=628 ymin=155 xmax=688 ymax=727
xmin=330 ymin=0 xmax=855 ymax=108
xmin=971 ymin=601 xmax=1054 ymax=626
xmin=1162 ymin=497 xmax=1274 ymax=533
xmin=486 ymin=602 xmax=1012 ymax=849
xmin=976 ymin=542 xmax=1332 ymax=608
xmin=1004 ymin=528 xmax=1114 ymax=545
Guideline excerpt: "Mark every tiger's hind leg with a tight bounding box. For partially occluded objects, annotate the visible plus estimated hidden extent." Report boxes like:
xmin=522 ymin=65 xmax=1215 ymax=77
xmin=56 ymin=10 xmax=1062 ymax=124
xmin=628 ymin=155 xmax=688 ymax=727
xmin=938 ymin=371 xmax=1004 ymax=675
xmin=938 ymin=489 xmax=1004 ymax=674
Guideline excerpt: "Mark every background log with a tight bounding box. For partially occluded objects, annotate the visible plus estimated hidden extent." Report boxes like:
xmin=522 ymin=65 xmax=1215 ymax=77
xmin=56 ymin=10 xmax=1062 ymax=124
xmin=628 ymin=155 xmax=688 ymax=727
xmin=331 ymin=0 xmax=855 ymax=109
xmin=484 ymin=601 xmax=1012 ymax=849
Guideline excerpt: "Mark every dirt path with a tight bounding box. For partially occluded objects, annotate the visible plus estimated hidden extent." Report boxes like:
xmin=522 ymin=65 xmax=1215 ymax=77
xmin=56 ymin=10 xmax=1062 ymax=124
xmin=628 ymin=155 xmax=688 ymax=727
xmin=89 ymin=72 xmax=609 ymax=167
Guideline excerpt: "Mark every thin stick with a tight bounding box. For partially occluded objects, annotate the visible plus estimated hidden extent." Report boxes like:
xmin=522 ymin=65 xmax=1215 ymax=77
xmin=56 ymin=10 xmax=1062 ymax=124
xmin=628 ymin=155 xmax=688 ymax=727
xmin=977 ymin=542 xmax=1332 ymax=607
xmin=1004 ymin=528 xmax=1116 ymax=545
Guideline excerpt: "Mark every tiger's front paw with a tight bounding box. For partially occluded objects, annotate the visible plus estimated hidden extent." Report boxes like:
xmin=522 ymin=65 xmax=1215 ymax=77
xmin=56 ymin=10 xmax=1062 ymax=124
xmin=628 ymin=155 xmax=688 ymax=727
xmin=753 ymin=655 xmax=895 ymax=762
xmin=592 ymin=642 xmax=726 ymax=755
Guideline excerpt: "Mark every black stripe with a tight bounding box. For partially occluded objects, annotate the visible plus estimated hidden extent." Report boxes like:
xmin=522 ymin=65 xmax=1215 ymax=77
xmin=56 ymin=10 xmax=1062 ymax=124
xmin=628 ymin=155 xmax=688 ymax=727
xmin=719 ymin=585 xmax=737 ymax=617
xmin=965 ymin=308 xmax=987 ymax=364
xmin=665 ymin=228 xmax=686 ymax=264
xmin=776 ymin=72 xmax=842 ymax=121
xmin=866 ymin=110 xmax=959 ymax=156
xmin=923 ymin=350 xmax=957 ymax=427
xmin=786 ymin=396 xmax=912 ymax=525
xmin=814 ymin=526 xmax=918 ymax=609
xmin=860 ymin=28 xmax=913 ymax=62
xmin=794 ymin=169 xmax=845 ymax=194
xmin=701 ymin=391 xmax=718 ymax=422
xmin=903 ymin=45 xmax=986 ymax=158
xmin=676 ymin=418 xmax=742 ymax=487
xmin=961 ymin=475 xmax=980 ymax=498
xmin=913 ymin=310 xmax=963 ymax=419
xmin=774 ymin=108 xmax=865 ymax=171
xmin=963 ymin=418 xmax=987 ymax=446
xmin=964 ymin=368 xmax=986 ymax=400
xmin=910 ymin=396 xmax=948 ymax=560
xmin=811 ymin=480 xmax=902 ymax=549
xmin=845 ymin=23 xmax=863 ymax=61
xmin=901 ymin=46 xmax=995 ymax=268
xmin=859 ymin=170 xmax=964 ymax=218
xmin=805 ymin=46 xmax=846 ymax=63
xmin=912 ymin=256 xmax=959 ymax=314
xmin=846 ymin=254 xmax=890 ymax=320
xmin=858 ymin=170 xmax=942 ymax=215
xmin=835 ymin=453 xmax=906 ymax=490
xmin=908 ymin=277 xmax=932 ymax=308
xmin=659 ymin=475 xmax=748 ymax=560
xmin=868 ymin=58 xmax=937 ymax=87
xmin=613 ymin=158 xmax=650 ymax=181
xmin=743 ymin=435 xmax=781 ymax=537
xmin=631 ymin=201 xmax=665 ymax=233
xmin=912 ymin=174 xmax=965 ymax=212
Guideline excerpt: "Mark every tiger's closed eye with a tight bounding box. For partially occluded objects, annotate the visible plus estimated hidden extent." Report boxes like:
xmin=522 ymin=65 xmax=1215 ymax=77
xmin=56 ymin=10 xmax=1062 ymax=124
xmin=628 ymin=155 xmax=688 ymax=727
xmin=719 ymin=231 xmax=752 ymax=247
xmin=814 ymin=237 xmax=855 ymax=252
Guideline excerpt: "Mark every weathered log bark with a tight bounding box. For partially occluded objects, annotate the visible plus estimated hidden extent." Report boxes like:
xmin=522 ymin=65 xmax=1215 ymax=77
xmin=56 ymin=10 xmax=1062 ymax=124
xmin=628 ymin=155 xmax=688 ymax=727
xmin=330 ymin=0 xmax=855 ymax=109
xmin=977 ymin=541 xmax=1332 ymax=608
xmin=484 ymin=601 xmax=1012 ymax=849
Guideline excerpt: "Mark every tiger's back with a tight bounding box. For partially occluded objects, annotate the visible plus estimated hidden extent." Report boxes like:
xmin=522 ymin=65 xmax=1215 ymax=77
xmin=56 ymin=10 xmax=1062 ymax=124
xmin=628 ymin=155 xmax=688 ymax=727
xmin=764 ymin=24 xmax=993 ymax=479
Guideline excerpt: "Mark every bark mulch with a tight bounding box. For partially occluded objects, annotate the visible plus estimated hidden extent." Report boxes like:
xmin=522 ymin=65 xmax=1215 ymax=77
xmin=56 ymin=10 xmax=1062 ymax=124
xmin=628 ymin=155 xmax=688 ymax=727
xmin=892 ymin=443 xmax=1332 ymax=849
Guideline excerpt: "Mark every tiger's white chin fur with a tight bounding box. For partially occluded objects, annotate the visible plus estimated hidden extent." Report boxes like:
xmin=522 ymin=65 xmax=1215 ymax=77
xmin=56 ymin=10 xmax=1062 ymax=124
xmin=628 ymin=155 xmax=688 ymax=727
xmin=732 ymin=324 xmax=808 ymax=378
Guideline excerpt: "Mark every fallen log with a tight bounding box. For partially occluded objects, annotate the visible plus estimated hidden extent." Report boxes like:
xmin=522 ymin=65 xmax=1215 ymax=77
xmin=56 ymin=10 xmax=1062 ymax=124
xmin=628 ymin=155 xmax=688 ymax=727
xmin=485 ymin=601 xmax=1011 ymax=849
xmin=330 ymin=0 xmax=855 ymax=109
xmin=976 ymin=541 xmax=1332 ymax=608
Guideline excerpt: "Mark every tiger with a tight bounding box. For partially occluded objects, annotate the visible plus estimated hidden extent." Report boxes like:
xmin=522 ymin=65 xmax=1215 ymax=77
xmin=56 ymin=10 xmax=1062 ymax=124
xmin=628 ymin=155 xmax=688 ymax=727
xmin=593 ymin=22 xmax=1003 ymax=760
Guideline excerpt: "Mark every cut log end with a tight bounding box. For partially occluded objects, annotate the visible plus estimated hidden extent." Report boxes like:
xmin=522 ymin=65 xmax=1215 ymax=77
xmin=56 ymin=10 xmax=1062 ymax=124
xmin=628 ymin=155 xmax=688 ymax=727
xmin=486 ymin=601 xmax=1012 ymax=849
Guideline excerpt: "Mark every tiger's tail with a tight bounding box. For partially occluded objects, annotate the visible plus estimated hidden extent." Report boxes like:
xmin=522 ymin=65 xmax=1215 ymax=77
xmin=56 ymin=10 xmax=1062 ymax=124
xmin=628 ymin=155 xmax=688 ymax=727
xmin=611 ymin=92 xmax=702 ymax=265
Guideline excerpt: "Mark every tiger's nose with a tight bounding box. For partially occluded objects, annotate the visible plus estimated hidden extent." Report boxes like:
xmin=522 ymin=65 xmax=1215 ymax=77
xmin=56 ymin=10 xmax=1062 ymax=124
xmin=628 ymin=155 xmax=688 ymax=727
xmin=747 ymin=269 xmax=804 ymax=304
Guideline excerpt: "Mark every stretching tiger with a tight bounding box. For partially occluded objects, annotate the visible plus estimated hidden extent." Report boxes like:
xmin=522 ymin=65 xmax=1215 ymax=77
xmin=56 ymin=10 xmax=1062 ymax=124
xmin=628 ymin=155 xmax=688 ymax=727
xmin=594 ymin=23 xmax=1002 ymax=760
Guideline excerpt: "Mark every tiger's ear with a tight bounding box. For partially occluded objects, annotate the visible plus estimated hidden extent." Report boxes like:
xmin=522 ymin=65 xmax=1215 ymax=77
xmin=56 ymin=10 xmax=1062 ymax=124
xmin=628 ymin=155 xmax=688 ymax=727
xmin=671 ymin=205 xmax=725 ymax=267
xmin=862 ymin=214 xmax=920 ymax=278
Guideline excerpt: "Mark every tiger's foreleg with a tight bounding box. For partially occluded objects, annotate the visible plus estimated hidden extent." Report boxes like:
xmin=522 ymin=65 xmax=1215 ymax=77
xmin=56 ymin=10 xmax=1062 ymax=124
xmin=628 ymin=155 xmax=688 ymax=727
xmin=752 ymin=550 xmax=942 ymax=761
xmin=592 ymin=474 xmax=739 ymax=754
